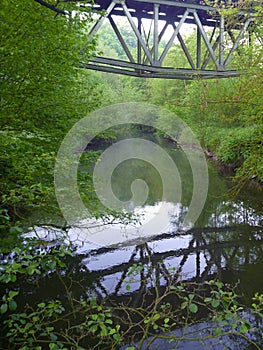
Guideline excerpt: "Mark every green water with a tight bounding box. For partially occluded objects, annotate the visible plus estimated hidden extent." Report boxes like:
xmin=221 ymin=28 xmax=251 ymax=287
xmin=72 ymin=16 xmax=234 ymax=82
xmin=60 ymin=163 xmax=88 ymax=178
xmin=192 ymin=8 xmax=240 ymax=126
xmin=23 ymin=137 xmax=263 ymax=298
xmin=1 ymin=135 xmax=262 ymax=349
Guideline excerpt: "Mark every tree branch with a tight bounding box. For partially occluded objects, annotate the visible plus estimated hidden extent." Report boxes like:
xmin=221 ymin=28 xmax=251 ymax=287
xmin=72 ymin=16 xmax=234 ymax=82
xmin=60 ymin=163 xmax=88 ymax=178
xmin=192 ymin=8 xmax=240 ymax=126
xmin=34 ymin=0 xmax=70 ymax=16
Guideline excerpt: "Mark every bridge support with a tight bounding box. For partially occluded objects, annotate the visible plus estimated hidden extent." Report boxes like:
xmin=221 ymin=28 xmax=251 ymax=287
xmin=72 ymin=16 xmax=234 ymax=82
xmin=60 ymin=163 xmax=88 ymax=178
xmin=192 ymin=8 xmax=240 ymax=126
xmin=86 ymin=0 xmax=253 ymax=79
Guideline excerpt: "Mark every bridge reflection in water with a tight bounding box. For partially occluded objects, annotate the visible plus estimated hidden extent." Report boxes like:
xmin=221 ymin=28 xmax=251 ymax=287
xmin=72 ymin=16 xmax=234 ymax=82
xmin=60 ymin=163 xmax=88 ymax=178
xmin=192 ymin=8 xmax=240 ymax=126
xmin=20 ymin=202 xmax=263 ymax=348
xmin=78 ymin=226 xmax=263 ymax=298
xmin=30 ymin=214 xmax=263 ymax=301
xmin=86 ymin=0 xmax=254 ymax=79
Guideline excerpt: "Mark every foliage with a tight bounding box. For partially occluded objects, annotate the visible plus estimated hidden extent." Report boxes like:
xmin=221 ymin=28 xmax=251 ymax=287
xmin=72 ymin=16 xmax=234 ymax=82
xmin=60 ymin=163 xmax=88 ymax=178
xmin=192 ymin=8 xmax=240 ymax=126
xmin=5 ymin=300 xmax=66 ymax=349
xmin=0 ymin=0 xmax=98 ymax=131
xmin=0 ymin=0 xmax=104 ymax=223
xmin=151 ymin=2 xmax=263 ymax=188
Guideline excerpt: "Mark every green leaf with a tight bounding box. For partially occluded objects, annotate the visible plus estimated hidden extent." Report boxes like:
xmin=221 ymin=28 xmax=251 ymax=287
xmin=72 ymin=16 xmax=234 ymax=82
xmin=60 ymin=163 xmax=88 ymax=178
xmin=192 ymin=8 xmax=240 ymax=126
xmin=0 ymin=303 xmax=8 ymax=314
xmin=49 ymin=344 xmax=59 ymax=350
xmin=46 ymin=327 xmax=54 ymax=332
xmin=50 ymin=333 xmax=58 ymax=341
xmin=231 ymin=322 xmax=237 ymax=330
xmin=204 ymin=297 xmax=212 ymax=303
xmin=211 ymin=300 xmax=220 ymax=308
xmin=9 ymin=226 xmax=23 ymax=234
xmin=99 ymin=323 xmax=108 ymax=337
xmin=91 ymin=314 xmax=98 ymax=321
xmin=37 ymin=303 xmax=46 ymax=308
xmin=181 ymin=301 xmax=188 ymax=310
xmin=105 ymin=319 xmax=113 ymax=324
xmin=188 ymin=294 xmax=194 ymax=300
xmin=0 ymin=275 xmax=11 ymax=283
xmin=27 ymin=266 xmax=36 ymax=275
xmin=8 ymin=291 xmax=19 ymax=298
xmin=224 ymin=311 xmax=232 ymax=320
xmin=90 ymin=325 xmax=98 ymax=333
xmin=11 ymin=263 xmax=21 ymax=270
xmin=215 ymin=282 xmax=223 ymax=289
xmin=113 ymin=333 xmax=122 ymax=341
xmin=48 ymin=261 xmax=57 ymax=270
xmin=8 ymin=300 xmax=17 ymax=311
xmin=189 ymin=303 xmax=198 ymax=313
xmin=215 ymin=327 xmax=222 ymax=336
xmin=153 ymin=313 xmax=160 ymax=321
xmin=240 ymin=323 xmax=250 ymax=333
xmin=10 ymin=275 xmax=17 ymax=282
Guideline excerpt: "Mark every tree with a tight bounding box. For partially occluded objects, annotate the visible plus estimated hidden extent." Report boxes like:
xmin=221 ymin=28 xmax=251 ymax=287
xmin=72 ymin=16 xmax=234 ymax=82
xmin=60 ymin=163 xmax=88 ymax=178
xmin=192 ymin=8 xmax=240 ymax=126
xmin=0 ymin=0 xmax=102 ymax=219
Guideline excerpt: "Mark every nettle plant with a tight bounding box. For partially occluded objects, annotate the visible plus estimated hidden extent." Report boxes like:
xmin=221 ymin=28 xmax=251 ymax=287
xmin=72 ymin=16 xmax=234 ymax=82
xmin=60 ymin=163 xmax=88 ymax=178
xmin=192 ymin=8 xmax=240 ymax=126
xmin=0 ymin=242 xmax=262 ymax=350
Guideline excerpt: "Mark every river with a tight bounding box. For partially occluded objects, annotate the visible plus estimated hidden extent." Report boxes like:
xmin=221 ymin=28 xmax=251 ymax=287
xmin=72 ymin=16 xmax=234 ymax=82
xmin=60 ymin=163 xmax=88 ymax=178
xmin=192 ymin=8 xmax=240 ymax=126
xmin=1 ymin=134 xmax=263 ymax=349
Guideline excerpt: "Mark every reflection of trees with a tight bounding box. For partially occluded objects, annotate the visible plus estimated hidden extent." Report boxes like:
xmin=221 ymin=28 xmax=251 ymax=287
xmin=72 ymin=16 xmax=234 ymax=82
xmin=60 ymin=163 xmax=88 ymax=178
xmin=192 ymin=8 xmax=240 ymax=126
xmin=206 ymin=201 xmax=262 ymax=227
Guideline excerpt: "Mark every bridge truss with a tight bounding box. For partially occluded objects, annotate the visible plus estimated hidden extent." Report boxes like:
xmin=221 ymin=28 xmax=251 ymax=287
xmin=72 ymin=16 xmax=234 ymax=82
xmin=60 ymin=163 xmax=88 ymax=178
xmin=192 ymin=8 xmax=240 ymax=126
xmin=85 ymin=0 xmax=253 ymax=79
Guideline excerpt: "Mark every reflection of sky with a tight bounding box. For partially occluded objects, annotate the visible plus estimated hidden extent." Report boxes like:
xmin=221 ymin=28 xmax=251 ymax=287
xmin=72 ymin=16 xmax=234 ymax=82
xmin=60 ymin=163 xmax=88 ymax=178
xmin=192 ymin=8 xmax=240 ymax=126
xmin=148 ymin=235 xmax=191 ymax=252
xmin=65 ymin=201 xmax=181 ymax=247
xmin=32 ymin=196 xmax=261 ymax=250
xmin=98 ymin=272 xmax=124 ymax=296
xmin=83 ymin=247 xmax=134 ymax=270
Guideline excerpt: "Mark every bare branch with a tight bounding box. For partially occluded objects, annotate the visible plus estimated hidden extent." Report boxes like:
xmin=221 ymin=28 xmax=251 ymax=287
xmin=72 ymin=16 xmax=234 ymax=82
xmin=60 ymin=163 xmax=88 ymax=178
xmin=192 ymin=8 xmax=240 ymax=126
xmin=34 ymin=0 xmax=69 ymax=16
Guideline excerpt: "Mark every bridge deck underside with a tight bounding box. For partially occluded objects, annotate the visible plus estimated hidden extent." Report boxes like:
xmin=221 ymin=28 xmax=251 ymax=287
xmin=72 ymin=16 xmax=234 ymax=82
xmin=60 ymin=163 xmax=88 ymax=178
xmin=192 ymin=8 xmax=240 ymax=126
xmin=92 ymin=0 xmax=221 ymax=27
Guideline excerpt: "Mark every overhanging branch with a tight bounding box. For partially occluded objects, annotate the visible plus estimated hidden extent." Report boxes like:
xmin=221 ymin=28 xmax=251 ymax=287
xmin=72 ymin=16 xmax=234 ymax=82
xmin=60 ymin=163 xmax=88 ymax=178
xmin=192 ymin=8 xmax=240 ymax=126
xmin=34 ymin=0 xmax=69 ymax=16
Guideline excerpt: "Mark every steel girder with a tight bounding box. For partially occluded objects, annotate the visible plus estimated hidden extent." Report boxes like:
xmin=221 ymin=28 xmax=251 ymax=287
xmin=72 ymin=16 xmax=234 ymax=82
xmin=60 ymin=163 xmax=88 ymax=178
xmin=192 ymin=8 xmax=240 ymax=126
xmin=86 ymin=0 xmax=253 ymax=79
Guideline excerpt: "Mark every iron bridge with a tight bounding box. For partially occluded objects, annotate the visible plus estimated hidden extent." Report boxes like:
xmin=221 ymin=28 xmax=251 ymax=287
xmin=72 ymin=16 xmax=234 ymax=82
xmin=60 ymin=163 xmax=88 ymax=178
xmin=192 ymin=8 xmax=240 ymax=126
xmin=85 ymin=0 xmax=254 ymax=79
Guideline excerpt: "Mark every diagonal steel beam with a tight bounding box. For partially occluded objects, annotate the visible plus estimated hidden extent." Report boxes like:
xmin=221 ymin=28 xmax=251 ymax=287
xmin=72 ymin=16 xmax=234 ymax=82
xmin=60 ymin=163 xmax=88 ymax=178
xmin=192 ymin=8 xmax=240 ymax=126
xmin=193 ymin=10 xmax=220 ymax=70
xmin=137 ymin=16 xmax=142 ymax=64
xmin=224 ymin=18 xmax=252 ymax=67
xmin=201 ymin=25 xmax=218 ymax=69
xmin=109 ymin=16 xmax=135 ymax=63
xmin=89 ymin=0 xmax=116 ymax=36
xmin=142 ymin=15 xmax=153 ymax=64
xmin=167 ymin=22 xmax=195 ymax=69
xmin=149 ymin=21 xmax=169 ymax=62
xmin=202 ymin=35 xmax=220 ymax=70
xmin=159 ymin=9 xmax=189 ymax=64
xmin=121 ymin=0 xmax=154 ymax=64
xmin=177 ymin=31 xmax=195 ymax=69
